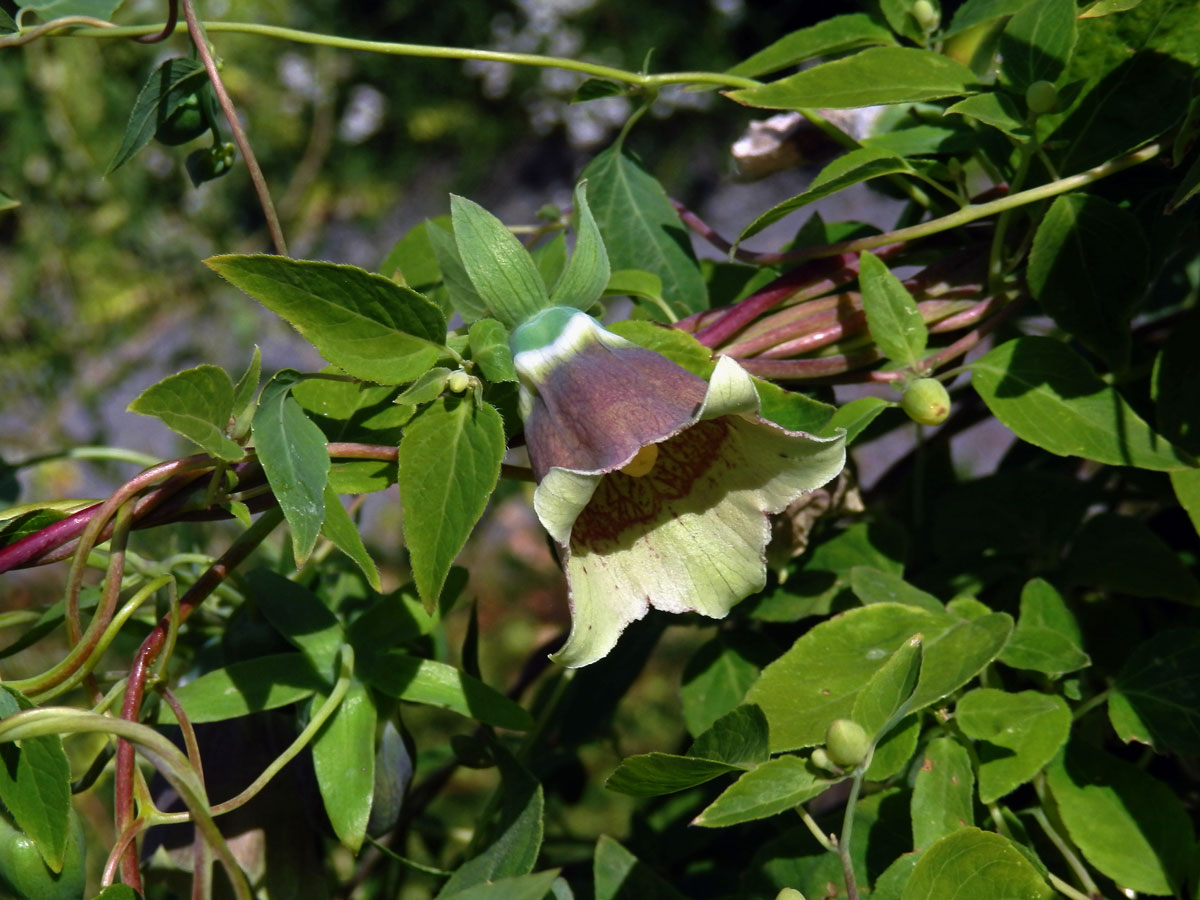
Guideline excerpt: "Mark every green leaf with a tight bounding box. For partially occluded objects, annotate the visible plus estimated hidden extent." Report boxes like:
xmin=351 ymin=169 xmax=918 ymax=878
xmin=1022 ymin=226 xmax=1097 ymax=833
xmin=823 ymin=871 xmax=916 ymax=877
xmin=468 ymin=318 xmax=518 ymax=383
xmin=850 ymin=567 xmax=943 ymax=613
xmin=572 ymin=79 xmax=631 ymax=103
xmin=451 ymin=195 xmax=549 ymax=328
xmin=427 ymin=220 xmax=489 ymax=322
xmin=944 ymin=92 xmax=1029 ymax=138
xmin=901 ymin=828 xmax=1055 ymax=900
xmin=911 ymin=737 xmax=974 ymax=851
xmin=1080 ymin=0 xmax=1146 ymax=16
xmin=945 ymin=0 xmax=1032 ymax=36
xmin=680 ymin=633 xmax=771 ymax=736
xmin=605 ymin=754 xmax=740 ymax=798
xmin=108 ymin=58 xmax=207 ymax=173
xmin=999 ymin=0 xmax=1077 ymax=90
xmin=747 ymin=603 xmax=1011 ymax=751
xmin=398 ymin=397 xmax=505 ymax=610
xmin=956 ymin=689 xmax=1071 ymax=803
xmin=852 ymin=633 xmax=923 ymax=738
xmin=230 ymin=345 xmax=261 ymax=434
xmin=971 ymin=336 xmax=1194 ymax=471
xmin=997 ymin=578 xmax=1090 ymax=676
xmin=604 ymin=320 xmax=714 ymax=376
xmin=16 ymin=0 xmax=121 ymax=17
xmin=1166 ymin=150 xmax=1200 ymax=213
xmin=754 ymin=378 xmax=837 ymax=433
xmin=726 ymin=47 xmax=978 ymax=110
xmin=365 ymin=650 xmax=533 ymax=731
xmin=439 ymin=745 xmax=544 ymax=896
xmin=156 ymin=653 xmax=330 ymax=723
xmin=738 ymin=148 xmax=915 ymax=243
xmin=594 ymin=835 xmax=688 ymax=900
xmin=312 ymin=679 xmax=376 ymax=853
xmin=1047 ymin=740 xmax=1194 ymax=895
xmin=818 ymin=396 xmax=896 ymax=444
xmin=127 ymin=364 xmax=242 ymax=461
xmin=580 ymin=145 xmax=707 ymax=319
xmin=864 ymin=714 xmax=921 ymax=781
xmin=0 ymin=688 xmax=71 ymax=872
xmin=320 ymin=485 xmax=382 ymax=591
xmin=727 ymin=13 xmax=897 ymax=79
xmin=1063 ymin=513 xmax=1200 ymax=603
xmin=691 ymin=705 xmax=770 ymax=767
xmin=244 ymin=568 xmax=344 ymax=667
xmin=440 ymin=871 xmax=560 ymax=900
xmin=382 ymin=219 xmax=444 ymax=291
xmin=1027 ymin=194 xmax=1148 ymax=369
xmin=0 ymin=8 xmax=16 ymax=33
xmin=859 ymin=251 xmax=927 ymax=368
xmin=548 ymin=182 xmax=610 ymax=310
xmin=531 ymin=233 xmax=568 ymax=293
xmin=206 ymin=255 xmax=447 ymax=384
xmin=693 ymin=755 xmax=836 ymax=828
xmin=0 ymin=188 xmax=18 ymax=211
xmin=253 ymin=372 xmax=330 ymax=563
xmin=1109 ymin=628 xmax=1200 ymax=754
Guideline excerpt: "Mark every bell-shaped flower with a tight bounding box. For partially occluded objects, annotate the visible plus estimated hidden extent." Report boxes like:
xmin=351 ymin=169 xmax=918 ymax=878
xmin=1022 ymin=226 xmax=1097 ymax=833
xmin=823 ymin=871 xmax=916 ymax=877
xmin=511 ymin=306 xmax=847 ymax=667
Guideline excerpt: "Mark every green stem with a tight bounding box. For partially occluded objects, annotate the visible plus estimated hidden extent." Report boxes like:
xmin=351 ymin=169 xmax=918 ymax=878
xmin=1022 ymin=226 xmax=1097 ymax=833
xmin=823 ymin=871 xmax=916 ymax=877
xmin=779 ymin=143 xmax=1161 ymax=264
xmin=50 ymin=20 xmax=763 ymax=89
xmin=1048 ymin=871 xmax=1098 ymax=900
xmin=1071 ymin=688 xmax=1110 ymax=722
xmin=837 ymin=767 xmax=867 ymax=900
xmin=1029 ymin=779 xmax=1103 ymax=899
xmin=152 ymin=645 xmax=355 ymax=823
xmin=796 ymin=804 xmax=836 ymax=852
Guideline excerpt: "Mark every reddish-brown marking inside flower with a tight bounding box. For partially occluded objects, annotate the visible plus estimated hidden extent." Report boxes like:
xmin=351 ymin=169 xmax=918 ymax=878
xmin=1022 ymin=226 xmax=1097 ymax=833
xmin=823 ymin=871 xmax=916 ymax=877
xmin=570 ymin=418 xmax=731 ymax=548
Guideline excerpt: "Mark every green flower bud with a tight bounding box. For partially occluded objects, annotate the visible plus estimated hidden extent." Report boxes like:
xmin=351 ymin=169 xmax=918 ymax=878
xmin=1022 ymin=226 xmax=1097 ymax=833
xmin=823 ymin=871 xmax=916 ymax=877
xmin=776 ymin=889 xmax=808 ymax=900
xmin=1025 ymin=80 xmax=1059 ymax=116
xmin=901 ymin=377 xmax=950 ymax=426
xmin=824 ymin=718 xmax=871 ymax=768
xmin=809 ymin=746 xmax=836 ymax=772
xmin=910 ymin=0 xmax=939 ymax=32
xmin=447 ymin=370 xmax=472 ymax=394
xmin=185 ymin=142 xmax=236 ymax=187
xmin=155 ymin=92 xmax=208 ymax=146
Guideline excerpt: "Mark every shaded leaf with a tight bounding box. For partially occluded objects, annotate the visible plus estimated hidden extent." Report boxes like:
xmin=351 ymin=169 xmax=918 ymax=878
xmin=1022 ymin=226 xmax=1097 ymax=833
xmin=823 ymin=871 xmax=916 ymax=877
xmin=850 ymin=566 xmax=943 ymax=613
xmin=441 ymin=871 xmax=560 ymax=900
xmin=0 ymin=688 xmax=71 ymax=872
xmin=680 ymin=632 xmax=773 ymax=736
xmin=971 ymin=336 xmax=1194 ymax=471
xmin=107 ymin=58 xmax=207 ymax=173
xmin=1065 ymin=513 xmax=1200 ymax=603
xmin=320 ymin=484 xmax=382 ymax=591
xmin=312 ymin=679 xmax=376 ymax=852
xmin=1109 ymin=628 xmax=1200 ymax=754
xmin=605 ymin=754 xmax=739 ymax=798
xmin=999 ymin=0 xmax=1077 ymax=90
xmin=944 ymin=92 xmax=1028 ymax=138
xmin=244 ymin=568 xmax=344 ymax=668
xmin=1047 ymin=740 xmax=1194 ymax=895
xmin=594 ymin=835 xmax=688 ymax=900
xmin=155 ymin=653 xmax=331 ymax=723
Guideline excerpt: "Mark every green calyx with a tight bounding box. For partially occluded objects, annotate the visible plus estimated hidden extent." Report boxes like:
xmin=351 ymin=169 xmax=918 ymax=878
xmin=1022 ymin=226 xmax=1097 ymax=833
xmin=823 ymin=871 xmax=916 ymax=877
xmin=509 ymin=306 xmax=592 ymax=356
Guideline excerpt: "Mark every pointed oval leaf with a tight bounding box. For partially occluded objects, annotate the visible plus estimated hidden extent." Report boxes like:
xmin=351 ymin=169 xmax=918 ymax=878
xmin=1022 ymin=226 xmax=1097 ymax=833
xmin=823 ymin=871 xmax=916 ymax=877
xmin=154 ymin=652 xmax=330 ymax=723
xmin=852 ymin=633 xmax=922 ymax=738
xmin=594 ymin=835 xmax=688 ymax=900
xmin=1109 ymin=628 xmax=1200 ymax=755
xmin=468 ymin=318 xmax=518 ymax=383
xmin=580 ymin=145 xmax=707 ymax=319
xmin=727 ymin=47 xmax=978 ymax=110
xmin=693 ymin=755 xmax=836 ymax=828
xmin=739 ymin=148 xmax=915 ymax=242
xmin=971 ymin=337 xmax=1194 ymax=471
xmin=998 ymin=578 xmax=1090 ymax=676
xmin=312 ymin=679 xmax=376 ymax=853
xmin=253 ymin=373 xmax=329 ymax=563
xmin=128 ymin=364 xmax=242 ymax=461
xmin=0 ymin=688 xmax=71 ymax=872
xmin=451 ymin=195 xmax=549 ymax=328
xmin=244 ymin=568 xmax=344 ymax=667
xmin=999 ymin=0 xmax=1077 ymax=90
xmin=606 ymin=754 xmax=739 ymax=798
xmin=206 ymin=255 xmax=447 ymax=384
xmin=364 ymin=650 xmax=533 ymax=731
xmin=911 ymin=737 xmax=974 ymax=851
xmin=1027 ymin=194 xmax=1148 ymax=369
xmin=320 ymin=484 xmax=382 ymax=591
xmin=859 ymin=251 xmax=927 ymax=368
xmin=398 ymin=397 xmax=505 ymax=610
xmin=727 ymin=13 xmax=897 ymax=79
xmin=108 ymin=57 xmax=207 ymax=173
xmin=427 ymin=220 xmax=489 ymax=322
xmin=549 ymin=182 xmax=610 ymax=311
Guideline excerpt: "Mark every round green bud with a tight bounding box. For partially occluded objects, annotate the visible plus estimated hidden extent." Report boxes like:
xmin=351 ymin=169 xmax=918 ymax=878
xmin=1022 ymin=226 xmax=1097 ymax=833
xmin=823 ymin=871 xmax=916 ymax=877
xmin=824 ymin=718 xmax=871 ymax=768
xmin=910 ymin=0 xmax=939 ymax=32
xmin=1025 ymin=80 xmax=1059 ymax=116
xmin=775 ymin=889 xmax=808 ymax=900
xmin=809 ymin=746 xmax=836 ymax=772
xmin=447 ymin=370 xmax=472 ymax=394
xmin=0 ymin=807 xmax=86 ymax=900
xmin=155 ymin=92 xmax=208 ymax=146
xmin=901 ymin=377 xmax=951 ymax=426
xmin=185 ymin=142 xmax=237 ymax=187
